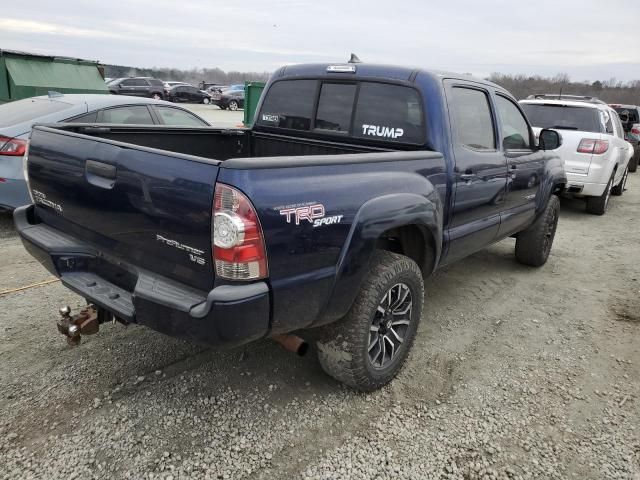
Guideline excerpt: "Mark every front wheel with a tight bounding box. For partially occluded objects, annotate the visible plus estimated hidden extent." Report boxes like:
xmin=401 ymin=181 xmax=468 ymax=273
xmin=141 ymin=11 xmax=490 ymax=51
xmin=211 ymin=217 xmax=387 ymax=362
xmin=611 ymin=166 xmax=628 ymax=196
xmin=228 ymin=100 xmax=239 ymax=111
xmin=515 ymin=194 xmax=560 ymax=267
xmin=203 ymin=97 xmax=210 ymax=104
xmin=315 ymin=250 xmax=424 ymax=392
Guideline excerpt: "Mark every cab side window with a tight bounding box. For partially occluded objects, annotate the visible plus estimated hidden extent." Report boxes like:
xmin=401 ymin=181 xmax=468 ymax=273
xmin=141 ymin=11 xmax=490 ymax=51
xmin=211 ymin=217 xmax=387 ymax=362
xmin=496 ymin=95 xmax=531 ymax=150
xmin=450 ymin=87 xmax=495 ymax=151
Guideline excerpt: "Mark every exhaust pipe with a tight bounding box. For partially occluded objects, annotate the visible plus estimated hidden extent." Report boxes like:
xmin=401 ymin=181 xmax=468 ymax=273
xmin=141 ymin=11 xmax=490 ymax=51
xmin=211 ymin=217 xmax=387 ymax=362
xmin=271 ymin=334 xmax=309 ymax=356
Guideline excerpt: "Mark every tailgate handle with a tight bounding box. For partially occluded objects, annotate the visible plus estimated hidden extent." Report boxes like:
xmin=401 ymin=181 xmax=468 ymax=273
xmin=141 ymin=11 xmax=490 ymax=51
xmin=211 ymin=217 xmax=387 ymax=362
xmin=85 ymin=160 xmax=116 ymax=189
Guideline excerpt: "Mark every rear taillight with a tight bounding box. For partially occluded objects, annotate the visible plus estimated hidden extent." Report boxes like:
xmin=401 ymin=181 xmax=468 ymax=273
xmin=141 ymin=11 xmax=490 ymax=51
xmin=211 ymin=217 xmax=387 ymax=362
xmin=632 ymin=127 xmax=640 ymax=135
xmin=577 ymin=138 xmax=609 ymax=155
xmin=213 ymin=183 xmax=268 ymax=280
xmin=0 ymin=136 xmax=27 ymax=156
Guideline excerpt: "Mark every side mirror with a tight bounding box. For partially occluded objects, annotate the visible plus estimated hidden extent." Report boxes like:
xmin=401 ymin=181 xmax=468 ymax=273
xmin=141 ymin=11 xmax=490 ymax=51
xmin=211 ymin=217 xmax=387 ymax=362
xmin=539 ymin=129 xmax=562 ymax=150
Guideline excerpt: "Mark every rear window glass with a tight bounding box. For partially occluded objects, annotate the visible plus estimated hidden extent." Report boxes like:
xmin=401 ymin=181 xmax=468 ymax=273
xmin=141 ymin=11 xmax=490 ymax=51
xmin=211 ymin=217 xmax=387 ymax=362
xmin=614 ymin=108 xmax=639 ymax=128
xmin=315 ymin=83 xmax=356 ymax=132
xmin=0 ymin=98 xmax=73 ymax=127
xmin=257 ymin=80 xmax=424 ymax=143
xmin=353 ymin=83 xmax=423 ymax=144
xmin=521 ymin=104 xmax=602 ymax=133
xmin=257 ymin=80 xmax=316 ymax=131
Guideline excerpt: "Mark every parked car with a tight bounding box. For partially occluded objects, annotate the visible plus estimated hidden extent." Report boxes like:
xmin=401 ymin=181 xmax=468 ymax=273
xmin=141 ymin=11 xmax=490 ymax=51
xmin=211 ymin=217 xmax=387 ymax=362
xmin=108 ymin=77 xmax=165 ymax=100
xmin=213 ymin=88 xmax=244 ymax=110
xmin=0 ymin=94 xmax=209 ymax=211
xmin=16 ymin=62 xmax=566 ymax=391
xmin=163 ymin=81 xmax=191 ymax=97
xmin=521 ymin=97 xmax=633 ymax=215
xmin=166 ymin=85 xmax=212 ymax=104
xmin=609 ymin=104 xmax=640 ymax=172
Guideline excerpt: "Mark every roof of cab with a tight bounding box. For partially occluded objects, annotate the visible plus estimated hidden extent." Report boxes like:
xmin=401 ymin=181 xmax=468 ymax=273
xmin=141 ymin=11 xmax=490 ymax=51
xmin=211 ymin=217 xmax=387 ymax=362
xmin=273 ymin=63 xmax=503 ymax=90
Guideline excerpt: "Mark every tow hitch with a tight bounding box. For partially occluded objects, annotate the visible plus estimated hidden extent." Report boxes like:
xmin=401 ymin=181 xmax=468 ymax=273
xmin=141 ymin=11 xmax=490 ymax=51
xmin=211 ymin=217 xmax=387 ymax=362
xmin=57 ymin=305 xmax=103 ymax=346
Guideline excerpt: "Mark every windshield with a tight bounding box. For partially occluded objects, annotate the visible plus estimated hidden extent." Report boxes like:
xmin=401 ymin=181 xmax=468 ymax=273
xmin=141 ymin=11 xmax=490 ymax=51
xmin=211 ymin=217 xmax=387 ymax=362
xmin=0 ymin=98 xmax=74 ymax=128
xmin=521 ymin=103 xmax=602 ymax=133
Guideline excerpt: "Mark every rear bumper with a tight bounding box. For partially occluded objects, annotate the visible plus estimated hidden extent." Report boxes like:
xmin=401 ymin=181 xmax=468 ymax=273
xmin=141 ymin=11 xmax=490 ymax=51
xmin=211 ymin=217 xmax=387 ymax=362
xmin=14 ymin=205 xmax=271 ymax=348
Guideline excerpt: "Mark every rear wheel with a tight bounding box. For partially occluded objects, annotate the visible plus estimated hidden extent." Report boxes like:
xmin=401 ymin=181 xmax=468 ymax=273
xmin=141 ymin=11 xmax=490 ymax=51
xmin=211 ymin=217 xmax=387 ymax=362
xmin=515 ymin=195 xmax=560 ymax=267
xmin=611 ymin=166 xmax=628 ymax=196
xmin=315 ymin=250 xmax=424 ymax=391
xmin=628 ymin=154 xmax=638 ymax=173
xmin=203 ymin=97 xmax=210 ymax=104
xmin=586 ymin=172 xmax=614 ymax=215
xmin=151 ymin=93 xmax=162 ymax=100
xmin=228 ymin=100 xmax=239 ymax=111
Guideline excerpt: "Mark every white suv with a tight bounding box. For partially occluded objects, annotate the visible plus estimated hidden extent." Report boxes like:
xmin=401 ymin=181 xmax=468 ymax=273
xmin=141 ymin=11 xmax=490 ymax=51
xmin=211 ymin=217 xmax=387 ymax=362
xmin=520 ymin=95 xmax=633 ymax=215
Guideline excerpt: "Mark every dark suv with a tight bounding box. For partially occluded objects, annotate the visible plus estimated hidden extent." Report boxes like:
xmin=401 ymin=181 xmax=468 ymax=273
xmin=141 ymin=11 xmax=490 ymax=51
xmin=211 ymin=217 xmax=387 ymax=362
xmin=108 ymin=77 xmax=165 ymax=100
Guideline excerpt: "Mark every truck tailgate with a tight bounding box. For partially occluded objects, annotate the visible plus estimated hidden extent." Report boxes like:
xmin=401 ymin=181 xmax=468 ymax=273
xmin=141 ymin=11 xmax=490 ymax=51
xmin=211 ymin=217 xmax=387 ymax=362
xmin=27 ymin=126 xmax=220 ymax=291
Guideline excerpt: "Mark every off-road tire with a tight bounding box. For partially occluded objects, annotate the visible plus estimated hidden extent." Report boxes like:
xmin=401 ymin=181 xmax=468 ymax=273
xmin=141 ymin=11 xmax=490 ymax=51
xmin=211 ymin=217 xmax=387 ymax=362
xmin=315 ymin=250 xmax=424 ymax=392
xmin=586 ymin=173 xmax=614 ymax=215
xmin=611 ymin=167 xmax=628 ymax=196
xmin=515 ymin=194 xmax=560 ymax=267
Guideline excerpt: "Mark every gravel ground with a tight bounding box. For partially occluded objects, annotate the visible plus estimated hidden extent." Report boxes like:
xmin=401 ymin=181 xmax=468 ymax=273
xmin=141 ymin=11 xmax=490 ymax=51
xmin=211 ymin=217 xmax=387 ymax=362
xmin=0 ymin=175 xmax=639 ymax=480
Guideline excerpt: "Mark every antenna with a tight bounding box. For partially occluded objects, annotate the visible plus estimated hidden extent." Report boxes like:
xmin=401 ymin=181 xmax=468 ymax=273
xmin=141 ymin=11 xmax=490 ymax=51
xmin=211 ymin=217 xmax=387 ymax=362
xmin=348 ymin=53 xmax=362 ymax=64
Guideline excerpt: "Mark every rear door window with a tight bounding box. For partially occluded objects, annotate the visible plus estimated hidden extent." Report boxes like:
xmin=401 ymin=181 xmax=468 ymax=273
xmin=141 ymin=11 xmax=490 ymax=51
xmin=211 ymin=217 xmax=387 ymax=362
xmin=315 ymin=83 xmax=356 ymax=132
xmin=67 ymin=112 xmax=98 ymax=123
xmin=155 ymin=107 xmax=208 ymax=126
xmin=353 ymin=83 xmax=423 ymax=144
xmin=256 ymin=80 xmax=316 ymax=131
xmin=98 ymin=106 xmax=155 ymax=124
xmin=449 ymin=87 xmax=495 ymax=150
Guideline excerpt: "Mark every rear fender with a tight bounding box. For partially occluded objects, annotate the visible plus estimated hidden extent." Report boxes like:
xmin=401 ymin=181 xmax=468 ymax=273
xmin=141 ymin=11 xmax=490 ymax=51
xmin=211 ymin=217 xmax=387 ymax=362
xmin=315 ymin=191 xmax=443 ymax=327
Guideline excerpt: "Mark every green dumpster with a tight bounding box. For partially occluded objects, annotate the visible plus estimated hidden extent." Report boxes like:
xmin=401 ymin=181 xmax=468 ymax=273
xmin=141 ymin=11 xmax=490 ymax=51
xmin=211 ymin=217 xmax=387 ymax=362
xmin=0 ymin=50 xmax=107 ymax=104
xmin=243 ymin=81 xmax=266 ymax=126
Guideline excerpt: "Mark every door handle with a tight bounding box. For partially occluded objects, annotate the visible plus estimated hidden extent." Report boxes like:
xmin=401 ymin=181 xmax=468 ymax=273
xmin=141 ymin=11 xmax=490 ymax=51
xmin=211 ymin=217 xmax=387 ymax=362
xmin=85 ymin=160 xmax=116 ymax=189
xmin=460 ymin=173 xmax=477 ymax=182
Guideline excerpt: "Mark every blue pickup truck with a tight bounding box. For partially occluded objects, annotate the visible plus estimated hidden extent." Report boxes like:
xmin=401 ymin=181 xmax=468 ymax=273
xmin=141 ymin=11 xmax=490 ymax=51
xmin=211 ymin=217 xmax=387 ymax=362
xmin=15 ymin=62 xmax=566 ymax=391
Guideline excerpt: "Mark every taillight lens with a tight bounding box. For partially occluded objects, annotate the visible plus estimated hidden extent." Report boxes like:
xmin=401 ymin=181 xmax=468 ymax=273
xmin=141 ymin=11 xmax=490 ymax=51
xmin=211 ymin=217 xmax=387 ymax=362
xmin=577 ymin=138 xmax=609 ymax=155
xmin=213 ymin=183 xmax=268 ymax=280
xmin=0 ymin=136 xmax=27 ymax=156
xmin=632 ymin=127 xmax=640 ymax=135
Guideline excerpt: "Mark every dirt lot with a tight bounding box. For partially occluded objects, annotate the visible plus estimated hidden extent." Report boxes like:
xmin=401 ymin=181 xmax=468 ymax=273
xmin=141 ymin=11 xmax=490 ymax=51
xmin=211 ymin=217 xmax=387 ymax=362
xmin=1 ymin=175 xmax=639 ymax=480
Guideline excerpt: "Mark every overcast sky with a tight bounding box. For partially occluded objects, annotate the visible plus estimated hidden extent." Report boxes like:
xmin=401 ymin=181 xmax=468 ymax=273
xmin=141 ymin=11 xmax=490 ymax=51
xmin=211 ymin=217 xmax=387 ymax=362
xmin=1 ymin=0 xmax=639 ymax=82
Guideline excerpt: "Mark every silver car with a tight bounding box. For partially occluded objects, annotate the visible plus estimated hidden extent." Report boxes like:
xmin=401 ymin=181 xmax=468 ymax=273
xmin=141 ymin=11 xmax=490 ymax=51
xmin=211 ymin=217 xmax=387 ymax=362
xmin=0 ymin=94 xmax=210 ymax=211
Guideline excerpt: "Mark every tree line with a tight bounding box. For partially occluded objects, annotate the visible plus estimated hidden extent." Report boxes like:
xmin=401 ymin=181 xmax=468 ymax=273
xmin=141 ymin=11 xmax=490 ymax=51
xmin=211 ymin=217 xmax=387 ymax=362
xmin=488 ymin=73 xmax=640 ymax=104
xmin=104 ymin=64 xmax=640 ymax=104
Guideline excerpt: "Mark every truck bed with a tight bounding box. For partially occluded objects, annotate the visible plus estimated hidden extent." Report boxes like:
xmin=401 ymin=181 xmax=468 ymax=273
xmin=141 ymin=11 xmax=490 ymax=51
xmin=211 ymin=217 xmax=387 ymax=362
xmin=25 ymin=124 xmax=441 ymax=296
